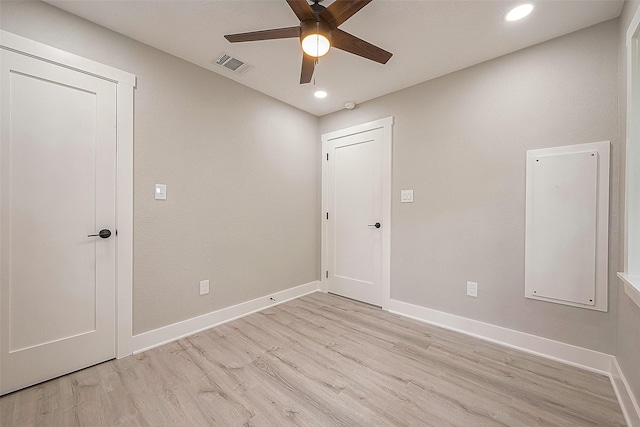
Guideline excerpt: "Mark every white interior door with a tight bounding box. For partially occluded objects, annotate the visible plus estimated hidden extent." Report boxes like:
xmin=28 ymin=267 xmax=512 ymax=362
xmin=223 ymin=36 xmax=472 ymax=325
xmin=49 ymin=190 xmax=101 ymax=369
xmin=324 ymin=126 xmax=386 ymax=306
xmin=0 ymin=49 xmax=117 ymax=395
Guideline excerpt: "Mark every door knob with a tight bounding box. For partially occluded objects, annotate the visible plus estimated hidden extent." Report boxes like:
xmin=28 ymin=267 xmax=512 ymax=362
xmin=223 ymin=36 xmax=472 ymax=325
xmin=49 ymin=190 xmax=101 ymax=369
xmin=88 ymin=229 xmax=111 ymax=239
xmin=368 ymin=222 xmax=381 ymax=229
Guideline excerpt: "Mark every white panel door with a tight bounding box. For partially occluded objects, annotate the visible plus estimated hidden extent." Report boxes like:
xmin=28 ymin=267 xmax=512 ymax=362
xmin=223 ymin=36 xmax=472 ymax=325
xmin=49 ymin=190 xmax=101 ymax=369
xmin=325 ymin=128 xmax=384 ymax=306
xmin=0 ymin=49 xmax=117 ymax=395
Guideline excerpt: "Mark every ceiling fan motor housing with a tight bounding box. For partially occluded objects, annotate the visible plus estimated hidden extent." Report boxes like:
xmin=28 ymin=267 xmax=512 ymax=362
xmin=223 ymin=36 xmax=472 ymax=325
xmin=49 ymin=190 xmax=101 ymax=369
xmin=300 ymin=20 xmax=332 ymax=45
xmin=310 ymin=0 xmax=326 ymax=15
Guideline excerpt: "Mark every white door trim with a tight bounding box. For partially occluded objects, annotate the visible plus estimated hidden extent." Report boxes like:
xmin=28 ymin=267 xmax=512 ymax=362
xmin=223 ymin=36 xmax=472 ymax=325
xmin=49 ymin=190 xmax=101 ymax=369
xmin=321 ymin=117 xmax=393 ymax=310
xmin=0 ymin=30 xmax=135 ymax=359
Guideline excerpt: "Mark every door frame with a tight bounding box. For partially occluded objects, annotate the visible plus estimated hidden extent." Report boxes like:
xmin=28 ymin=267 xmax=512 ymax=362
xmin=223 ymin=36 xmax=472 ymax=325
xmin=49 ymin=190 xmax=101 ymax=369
xmin=0 ymin=30 xmax=135 ymax=359
xmin=321 ymin=117 xmax=393 ymax=310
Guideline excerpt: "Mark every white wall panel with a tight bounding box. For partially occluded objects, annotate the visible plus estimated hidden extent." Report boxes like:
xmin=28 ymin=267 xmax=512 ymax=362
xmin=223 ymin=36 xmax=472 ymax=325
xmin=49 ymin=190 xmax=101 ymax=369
xmin=525 ymin=142 xmax=610 ymax=311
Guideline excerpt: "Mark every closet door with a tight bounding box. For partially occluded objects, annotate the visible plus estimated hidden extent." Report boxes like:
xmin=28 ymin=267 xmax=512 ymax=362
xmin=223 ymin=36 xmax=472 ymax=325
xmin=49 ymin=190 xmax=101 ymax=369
xmin=0 ymin=48 xmax=117 ymax=395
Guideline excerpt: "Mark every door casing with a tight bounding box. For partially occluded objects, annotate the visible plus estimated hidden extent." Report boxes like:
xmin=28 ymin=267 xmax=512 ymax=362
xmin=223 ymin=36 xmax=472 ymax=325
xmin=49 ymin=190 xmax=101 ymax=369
xmin=321 ymin=117 xmax=393 ymax=310
xmin=0 ymin=30 xmax=135 ymax=362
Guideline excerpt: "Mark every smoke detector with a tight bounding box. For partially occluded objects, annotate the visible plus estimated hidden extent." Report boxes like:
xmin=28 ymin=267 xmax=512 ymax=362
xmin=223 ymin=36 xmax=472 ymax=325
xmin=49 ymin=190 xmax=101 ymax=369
xmin=344 ymin=100 xmax=356 ymax=110
xmin=214 ymin=53 xmax=252 ymax=75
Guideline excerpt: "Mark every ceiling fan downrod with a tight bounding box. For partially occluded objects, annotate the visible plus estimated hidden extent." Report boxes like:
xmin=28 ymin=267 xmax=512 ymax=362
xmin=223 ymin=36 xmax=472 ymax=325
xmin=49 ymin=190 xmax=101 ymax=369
xmin=310 ymin=0 xmax=326 ymax=16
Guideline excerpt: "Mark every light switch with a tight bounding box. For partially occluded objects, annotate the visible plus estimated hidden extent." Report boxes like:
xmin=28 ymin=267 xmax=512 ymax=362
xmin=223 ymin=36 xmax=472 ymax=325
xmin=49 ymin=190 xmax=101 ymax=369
xmin=155 ymin=184 xmax=167 ymax=200
xmin=401 ymin=189 xmax=414 ymax=203
xmin=467 ymin=281 xmax=478 ymax=297
xmin=200 ymin=280 xmax=210 ymax=295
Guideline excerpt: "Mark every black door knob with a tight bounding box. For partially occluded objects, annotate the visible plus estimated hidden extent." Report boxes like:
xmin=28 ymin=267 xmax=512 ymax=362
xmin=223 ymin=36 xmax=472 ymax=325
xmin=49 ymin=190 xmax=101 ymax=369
xmin=368 ymin=222 xmax=381 ymax=229
xmin=88 ymin=229 xmax=112 ymax=239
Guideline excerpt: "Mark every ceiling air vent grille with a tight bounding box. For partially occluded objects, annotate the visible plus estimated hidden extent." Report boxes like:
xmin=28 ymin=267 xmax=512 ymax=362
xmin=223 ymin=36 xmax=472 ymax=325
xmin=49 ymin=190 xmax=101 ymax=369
xmin=214 ymin=53 xmax=252 ymax=75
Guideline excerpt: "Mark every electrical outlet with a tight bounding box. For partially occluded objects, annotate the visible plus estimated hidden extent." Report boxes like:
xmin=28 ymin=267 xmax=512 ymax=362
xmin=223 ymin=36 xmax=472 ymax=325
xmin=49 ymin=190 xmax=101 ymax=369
xmin=199 ymin=280 xmax=210 ymax=295
xmin=467 ymin=281 xmax=478 ymax=297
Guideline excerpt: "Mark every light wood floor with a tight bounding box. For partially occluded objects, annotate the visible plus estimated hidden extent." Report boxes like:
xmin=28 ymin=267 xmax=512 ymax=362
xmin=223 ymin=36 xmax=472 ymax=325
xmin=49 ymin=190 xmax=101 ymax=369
xmin=0 ymin=292 xmax=626 ymax=426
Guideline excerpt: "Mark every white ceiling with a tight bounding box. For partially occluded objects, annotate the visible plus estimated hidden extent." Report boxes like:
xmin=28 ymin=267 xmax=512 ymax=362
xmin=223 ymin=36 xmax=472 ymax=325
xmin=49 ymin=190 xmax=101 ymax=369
xmin=45 ymin=0 xmax=623 ymax=116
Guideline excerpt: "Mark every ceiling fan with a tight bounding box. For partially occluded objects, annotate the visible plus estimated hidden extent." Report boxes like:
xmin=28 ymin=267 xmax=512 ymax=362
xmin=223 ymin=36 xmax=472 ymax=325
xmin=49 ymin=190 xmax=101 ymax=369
xmin=224 ymin=0 xmax=393 ymax=84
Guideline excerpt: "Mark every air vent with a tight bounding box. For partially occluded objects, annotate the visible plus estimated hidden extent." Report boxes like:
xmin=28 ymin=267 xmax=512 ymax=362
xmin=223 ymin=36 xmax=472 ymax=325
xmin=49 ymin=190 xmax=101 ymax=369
xmin=214 ymin=53 xmax=252 ymax=75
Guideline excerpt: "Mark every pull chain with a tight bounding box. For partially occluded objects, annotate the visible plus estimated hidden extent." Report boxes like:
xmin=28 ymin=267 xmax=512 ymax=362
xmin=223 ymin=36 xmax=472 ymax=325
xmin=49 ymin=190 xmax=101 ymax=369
xmin=316 ymin=21 xmax=320 ymax=61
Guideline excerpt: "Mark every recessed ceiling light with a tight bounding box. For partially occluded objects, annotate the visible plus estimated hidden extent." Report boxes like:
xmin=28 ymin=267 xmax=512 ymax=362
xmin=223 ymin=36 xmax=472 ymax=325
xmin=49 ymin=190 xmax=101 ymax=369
xmin=314 ymin=90 xmax=328 ymax=99
xmin=505 ymin=4 xmax=533 ymax=22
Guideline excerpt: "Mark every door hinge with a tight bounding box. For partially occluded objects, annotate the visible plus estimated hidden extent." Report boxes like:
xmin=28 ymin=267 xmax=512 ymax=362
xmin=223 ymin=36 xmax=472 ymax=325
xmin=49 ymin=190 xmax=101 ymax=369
xmin=326 ymin=271 xmax=329 ymax=279
xmin=326 ymin=153 xmax=329 ymax=161
xmin=326 ymin=212 xmax=329 ymax=220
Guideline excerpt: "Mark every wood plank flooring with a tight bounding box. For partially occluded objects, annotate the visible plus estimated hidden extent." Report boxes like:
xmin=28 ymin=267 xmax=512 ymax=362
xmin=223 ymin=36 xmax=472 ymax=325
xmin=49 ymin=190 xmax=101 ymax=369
xmin=0 ymin=292 xmax=626 ymax=426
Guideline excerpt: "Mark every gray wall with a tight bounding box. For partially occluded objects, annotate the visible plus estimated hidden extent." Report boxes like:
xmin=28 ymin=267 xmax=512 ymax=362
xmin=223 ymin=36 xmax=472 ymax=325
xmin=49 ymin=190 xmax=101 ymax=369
xmin=3 ymin=2 xmax=639 ymax=400
xmin=616 ymin=0 xmax=640 ymax=403
xmin=320 ymin=20 xmax=620 ymax=353
xmin=0 ymin=0 xmax=320 ymax=335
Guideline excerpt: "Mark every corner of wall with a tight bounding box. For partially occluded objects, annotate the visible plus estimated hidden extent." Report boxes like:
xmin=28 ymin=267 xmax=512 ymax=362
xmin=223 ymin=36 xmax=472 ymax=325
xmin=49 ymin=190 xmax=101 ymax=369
xmin=132 ymin=281 xmax=321 ymax=354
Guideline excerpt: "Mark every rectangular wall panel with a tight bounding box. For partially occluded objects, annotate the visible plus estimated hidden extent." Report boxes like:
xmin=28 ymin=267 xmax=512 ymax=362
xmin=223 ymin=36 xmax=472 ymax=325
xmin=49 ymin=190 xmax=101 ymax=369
xmin=525 ymin=142 xmax=609 ymax=311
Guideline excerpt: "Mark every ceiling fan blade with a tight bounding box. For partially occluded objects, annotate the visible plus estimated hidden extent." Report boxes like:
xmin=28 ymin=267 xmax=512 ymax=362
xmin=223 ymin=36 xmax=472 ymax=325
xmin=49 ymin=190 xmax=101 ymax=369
xmin=331 ymin=29 xmax=392 ymax=64
xmin=300 ymin=54 xmax=315 ymax=84
xmin=320 ymin=0 xmax=372 ymax=28
xmin=287 ymin=0 xmax=316 ymax=22
xmin=225 ymin=26 xmax=300 ymax=43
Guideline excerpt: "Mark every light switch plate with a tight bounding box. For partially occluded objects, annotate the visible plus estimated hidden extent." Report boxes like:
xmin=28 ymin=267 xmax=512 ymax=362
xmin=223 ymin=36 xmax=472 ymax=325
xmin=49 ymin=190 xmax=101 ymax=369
xmin=467 ymin=281 xmax=478 ymax=297
xmin=401 ymin=189 xmax=414 ymax=203
xmin=199 ymin=280 xmax=210 ymax=295
xmin=155 ymin=184 xmax=167 ymax=200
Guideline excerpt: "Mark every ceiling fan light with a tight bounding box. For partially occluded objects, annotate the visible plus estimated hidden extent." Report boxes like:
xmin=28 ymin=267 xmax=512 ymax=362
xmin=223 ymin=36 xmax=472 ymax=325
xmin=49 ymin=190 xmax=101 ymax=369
xmin=300 ymin=20 xmax=331 ymax=58
xmin=302 ymin=33 xmax=331 ymax=57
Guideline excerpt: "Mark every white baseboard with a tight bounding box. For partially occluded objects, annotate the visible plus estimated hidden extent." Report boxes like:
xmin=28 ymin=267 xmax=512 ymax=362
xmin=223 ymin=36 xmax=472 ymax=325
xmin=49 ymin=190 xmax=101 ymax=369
xmin=388 ymin=298 xmax=640 ymax=426
xmin=131 ymin=289 xmax=638 ymax=425
xmin=388 ymin=299 xmax=612 ymax=374
xmin=132 ymin=281 xmax=320 ymax=354
xmin=611 ymin=357 xmax=640 ymax=427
